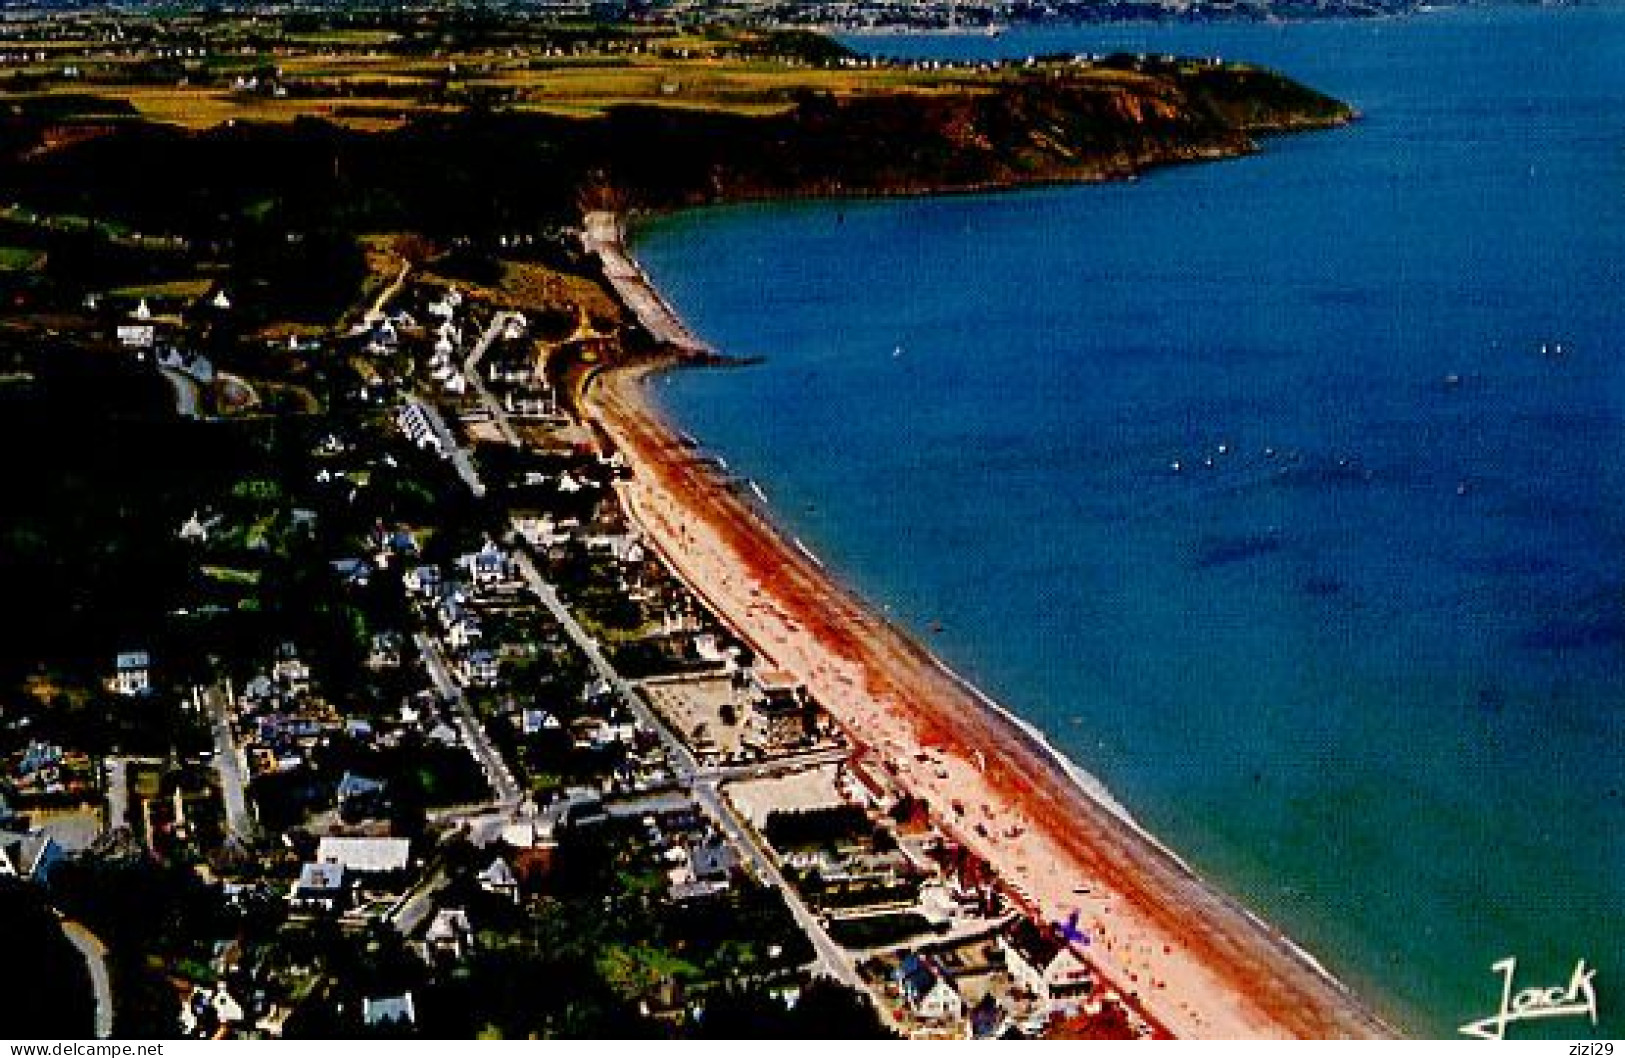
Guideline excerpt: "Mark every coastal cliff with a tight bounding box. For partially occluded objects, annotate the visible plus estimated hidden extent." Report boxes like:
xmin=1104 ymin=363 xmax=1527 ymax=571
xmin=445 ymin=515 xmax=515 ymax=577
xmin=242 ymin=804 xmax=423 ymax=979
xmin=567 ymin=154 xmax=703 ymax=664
xmin=571 ymin=62 xmax=1351 ymax=207
xmin=0 ymin=59 xmax=1351 ymax=238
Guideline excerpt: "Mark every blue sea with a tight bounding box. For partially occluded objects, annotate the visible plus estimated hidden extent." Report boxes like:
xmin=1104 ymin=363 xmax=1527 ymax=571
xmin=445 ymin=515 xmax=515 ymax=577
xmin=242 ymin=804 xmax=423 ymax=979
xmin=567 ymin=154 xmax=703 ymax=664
xmin=632 ymin=6 xmax=1625 ymax=1038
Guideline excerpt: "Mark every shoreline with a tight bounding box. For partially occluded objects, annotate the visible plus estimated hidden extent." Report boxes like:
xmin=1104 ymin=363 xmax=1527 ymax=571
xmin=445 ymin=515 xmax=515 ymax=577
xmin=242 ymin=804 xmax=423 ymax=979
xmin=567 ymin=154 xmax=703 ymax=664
xmin=583 ymin=344 xmax=1398 ymax=1038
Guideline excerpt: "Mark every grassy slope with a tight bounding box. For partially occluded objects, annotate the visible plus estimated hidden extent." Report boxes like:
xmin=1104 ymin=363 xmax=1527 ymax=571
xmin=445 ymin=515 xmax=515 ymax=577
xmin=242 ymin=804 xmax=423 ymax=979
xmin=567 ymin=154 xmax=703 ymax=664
xmin=0 ymin=61 xmax=1351 ymax=236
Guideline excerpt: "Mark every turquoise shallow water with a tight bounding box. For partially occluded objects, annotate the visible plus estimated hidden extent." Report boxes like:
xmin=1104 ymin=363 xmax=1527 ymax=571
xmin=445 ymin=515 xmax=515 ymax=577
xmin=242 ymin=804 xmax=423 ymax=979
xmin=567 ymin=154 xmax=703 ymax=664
xmin=632 ymin=7 xmax=1625 ymax=1037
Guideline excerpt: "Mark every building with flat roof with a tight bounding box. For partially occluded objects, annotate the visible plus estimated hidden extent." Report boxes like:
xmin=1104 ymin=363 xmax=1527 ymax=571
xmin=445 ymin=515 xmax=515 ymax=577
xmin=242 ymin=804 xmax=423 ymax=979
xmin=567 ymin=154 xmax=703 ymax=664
xmin=315 ymin=835 xmax=411 ymax=875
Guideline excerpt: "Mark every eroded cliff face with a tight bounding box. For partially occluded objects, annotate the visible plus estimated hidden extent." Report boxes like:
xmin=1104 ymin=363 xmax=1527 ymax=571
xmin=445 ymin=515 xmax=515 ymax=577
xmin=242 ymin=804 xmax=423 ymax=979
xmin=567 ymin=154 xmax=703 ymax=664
xmin=0 ymin=61 xmax=1350 ymax=237
xmin=580 ymin=62 xmax=1351 ymax=207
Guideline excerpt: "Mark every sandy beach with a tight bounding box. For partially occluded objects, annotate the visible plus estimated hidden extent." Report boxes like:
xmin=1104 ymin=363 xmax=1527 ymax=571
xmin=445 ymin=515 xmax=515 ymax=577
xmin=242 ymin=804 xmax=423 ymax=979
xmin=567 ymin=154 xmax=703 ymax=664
xmin=584 ymin=355 xmax=1395 ymax=1040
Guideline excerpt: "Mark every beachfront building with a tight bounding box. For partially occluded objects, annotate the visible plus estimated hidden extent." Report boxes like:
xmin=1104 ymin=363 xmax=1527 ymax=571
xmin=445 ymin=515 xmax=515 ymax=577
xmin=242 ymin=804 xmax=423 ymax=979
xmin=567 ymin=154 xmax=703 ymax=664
xmin=744 ymin=669 xmax=812 ymax=752
xmin=1000 ymin=917 xmax=1092 ymax=1014
xmin=897 ymin=952 xmax=965 ymax=1023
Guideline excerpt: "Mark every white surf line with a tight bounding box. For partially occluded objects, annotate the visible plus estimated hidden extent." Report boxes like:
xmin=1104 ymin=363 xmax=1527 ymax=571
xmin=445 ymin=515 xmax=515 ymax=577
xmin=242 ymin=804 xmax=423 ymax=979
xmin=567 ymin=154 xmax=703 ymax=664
xmin=916 ymin=629 xmax=1384 ymax=1012
xmin=794 ymin=537 xmax=825 ymax=569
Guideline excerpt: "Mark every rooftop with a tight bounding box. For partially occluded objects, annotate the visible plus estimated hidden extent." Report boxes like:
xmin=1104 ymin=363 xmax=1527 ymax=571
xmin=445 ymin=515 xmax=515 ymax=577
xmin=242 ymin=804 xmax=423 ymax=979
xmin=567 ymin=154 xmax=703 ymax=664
xmin=315 ymin=835 xmax=411 ymax=874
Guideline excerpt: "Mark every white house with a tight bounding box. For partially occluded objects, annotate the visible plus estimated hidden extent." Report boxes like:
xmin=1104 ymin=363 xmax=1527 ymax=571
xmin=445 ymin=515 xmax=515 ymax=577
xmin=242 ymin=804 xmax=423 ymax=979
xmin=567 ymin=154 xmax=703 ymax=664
xmin=459 ymin=648 xmax=499 ymax=687
xmin=478 ymin=856 xmax=520 ymax=903
xmin=897 ymin=952 xmax=964 ymax=1023
xmin=117 ymin=324 xmax=155 ymax=349
xmin=112 ymin=651 xmax=151 ymax=696
xmin=315 ymin=836 xmax=411 ymax=875
xmin=460 ymin=541 xmax=514 ymax=588
xmin=0 ymin=831 xmax=64 ymax=883
xmin=290 ymin=861 xmax=347 ymax=913
xmin=1000 ymin=918 xmax=1092 ymax=1013
xmin=425 ymin=908 xmax=473 ymax=962
xmin=362 ymin=993 xmax=416 ymax=1030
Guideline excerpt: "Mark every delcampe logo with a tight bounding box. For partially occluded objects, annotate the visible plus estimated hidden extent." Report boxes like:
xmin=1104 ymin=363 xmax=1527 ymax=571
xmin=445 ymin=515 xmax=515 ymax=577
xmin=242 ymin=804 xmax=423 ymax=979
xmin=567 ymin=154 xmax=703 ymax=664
xmin=1458 ymin=956 xmax=1598 ymax=1040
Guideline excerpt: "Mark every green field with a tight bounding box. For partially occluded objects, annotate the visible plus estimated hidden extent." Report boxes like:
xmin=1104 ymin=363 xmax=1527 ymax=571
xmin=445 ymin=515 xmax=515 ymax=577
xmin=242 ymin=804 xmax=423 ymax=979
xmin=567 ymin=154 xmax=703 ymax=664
xmin=0 ymin=245 xmax=44 ymax=271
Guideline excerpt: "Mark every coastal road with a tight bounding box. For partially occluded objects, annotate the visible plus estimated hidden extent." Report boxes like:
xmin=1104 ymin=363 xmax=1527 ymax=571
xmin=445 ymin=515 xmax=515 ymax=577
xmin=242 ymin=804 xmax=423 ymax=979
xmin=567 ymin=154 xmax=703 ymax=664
xmin=464 ymin=311 xmax=523 ymax=447
xmin=511 ymin=540 xmax=861 ymax=988
xmin=413 ymin=631 xmax=521 ymax=806
xmin=60 ymin=918 xmax=113 ymax=1038
xmin=204 ymin=684 xmax=258 ymax=845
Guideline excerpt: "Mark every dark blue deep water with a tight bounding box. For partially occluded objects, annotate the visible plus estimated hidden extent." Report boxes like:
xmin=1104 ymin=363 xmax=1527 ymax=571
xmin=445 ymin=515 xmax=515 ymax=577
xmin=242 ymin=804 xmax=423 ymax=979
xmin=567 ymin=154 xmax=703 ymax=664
xmin=633 ymin=6 xmax=1625 ymax=1037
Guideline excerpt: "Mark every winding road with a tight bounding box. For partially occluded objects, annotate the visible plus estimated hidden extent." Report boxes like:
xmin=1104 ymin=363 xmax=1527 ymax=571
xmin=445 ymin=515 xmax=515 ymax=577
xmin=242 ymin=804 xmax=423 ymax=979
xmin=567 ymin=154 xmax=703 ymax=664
xmin=60 ymin=918 xmax=113 ymax=1038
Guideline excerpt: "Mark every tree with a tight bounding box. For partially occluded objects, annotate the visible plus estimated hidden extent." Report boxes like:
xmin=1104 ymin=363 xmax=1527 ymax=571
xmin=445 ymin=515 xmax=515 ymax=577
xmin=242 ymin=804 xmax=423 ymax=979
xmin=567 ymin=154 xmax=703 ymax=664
xmin=0 ymin=880 xmax=95 ymax=1036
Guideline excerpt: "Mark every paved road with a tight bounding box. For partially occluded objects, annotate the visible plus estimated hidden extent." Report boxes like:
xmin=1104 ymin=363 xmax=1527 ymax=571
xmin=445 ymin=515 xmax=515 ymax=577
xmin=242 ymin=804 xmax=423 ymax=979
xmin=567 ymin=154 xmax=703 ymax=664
xmin=511 ymin=540 xmax=860 ymax=987
xmin=414 ymin=631 xmax=521 ymax=805
xmin=464 ymin=311 xmax=523 ymax=447
xmin=696 ymin=778 xmax=862 ymax=989
xmin=158 ymin=366 xmax=200 ymax=418
xmin=60 ymin=918 xmax=114 ymax=1038
xmin=511 ymin=545 xmax=697 ymax=777
xmin=103 ymin=757 xmax=130 ymax=834
xmin=389 ymin=866 xmax=449 ymax=937
xmin=205 ymin=685 xmax=257 ymax=845
xmin=410 ymin=397 xmax=486 ymax=497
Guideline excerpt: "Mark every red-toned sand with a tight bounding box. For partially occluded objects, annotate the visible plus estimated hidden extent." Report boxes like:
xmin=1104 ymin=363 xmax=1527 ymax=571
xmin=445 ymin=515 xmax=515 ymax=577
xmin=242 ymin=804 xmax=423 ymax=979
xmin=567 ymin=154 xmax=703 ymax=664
xmin=588 ymin=362 xmax=1395 ymax=1040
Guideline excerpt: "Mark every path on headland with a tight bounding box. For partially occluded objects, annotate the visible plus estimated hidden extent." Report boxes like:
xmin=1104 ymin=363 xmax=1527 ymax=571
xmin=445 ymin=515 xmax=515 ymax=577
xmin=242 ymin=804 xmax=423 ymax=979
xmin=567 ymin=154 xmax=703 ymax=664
xmin=588 ymin=362 xmax=1395 ymax=1040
